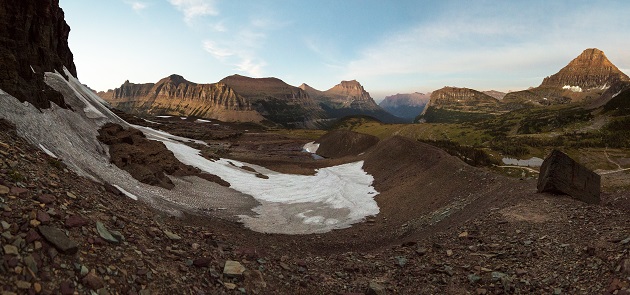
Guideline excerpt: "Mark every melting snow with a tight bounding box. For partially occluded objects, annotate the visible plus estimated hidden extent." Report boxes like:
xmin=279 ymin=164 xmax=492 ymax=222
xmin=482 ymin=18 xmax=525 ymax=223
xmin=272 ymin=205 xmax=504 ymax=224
xmin=502 ymin=157 xmax=544 ymax=167
xmin=562 ymin=85 xmax=583 ymax=92
xmin=302 ymin=141 xmax=320 ymax=153
xmin=156 ymin=115 xmax=172 ymax=118
xmin=38 ymin=144 xmax=57 ymax=158
xmin=196 ymin=119 xmax=212 ymax=123
xmin=113 ymin=184 xmax=138 ymax=201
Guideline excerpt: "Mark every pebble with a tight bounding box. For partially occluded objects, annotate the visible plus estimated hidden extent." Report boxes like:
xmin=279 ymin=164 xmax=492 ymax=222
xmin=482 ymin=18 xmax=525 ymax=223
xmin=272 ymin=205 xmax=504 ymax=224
xmin=38 ymin=225 xmax=79 ymax=254
xmin=223 ymin=260 xmax=246 ymax=278
xmin=0 ymin=184 xmax=9 ymax=194
xmin=65 ymin=215 xmax=89 ymax=228
xmin=96 ymin=221 xmax=119 ymax=243
xmin=66 ymin=192 xmax=77 ymax=199
xmin=163 ymin=230 xmax=182 ymax=240
xmin=224 ymin=282 xmax=237 ymax=290
xmin=367 ymin=281 xmax=386 ymax=295
xmin=3 ymin=244 xmax=19 ymax=255
xmin=36 ymin=194 xmax=56 ymax=204
xmin=15 ymin=280 xmax=31 ymax=289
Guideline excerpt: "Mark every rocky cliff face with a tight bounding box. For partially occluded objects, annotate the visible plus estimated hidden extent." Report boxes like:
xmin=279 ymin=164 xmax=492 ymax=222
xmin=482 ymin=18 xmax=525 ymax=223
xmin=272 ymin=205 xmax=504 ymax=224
xmin=541 ymin=48 xmax=629 ymax=90
xmin=319 ymin=80 xmax=381 ymax=109
xmin=100 ymin=75 xmax=264 ymax=122
xmin=0 ymin=0 xmax=77 ymax=109
xmin=379 ymin=93 xmax=430 ymax=121
xmin=429 ymin=87 xmax=499 ymax=110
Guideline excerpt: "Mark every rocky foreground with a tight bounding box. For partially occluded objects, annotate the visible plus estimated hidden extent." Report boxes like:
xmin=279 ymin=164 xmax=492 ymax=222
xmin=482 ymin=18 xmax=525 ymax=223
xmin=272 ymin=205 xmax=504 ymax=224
xmin=0 ymin=118 xmax=629 ymax=294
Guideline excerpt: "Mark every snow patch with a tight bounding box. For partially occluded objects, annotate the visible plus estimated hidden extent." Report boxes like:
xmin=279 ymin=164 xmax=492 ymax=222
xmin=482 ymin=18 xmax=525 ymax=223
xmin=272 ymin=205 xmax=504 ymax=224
xmin=502 ymin=157 xmax=544 ymax=167
xmin=196 ymin=119 xmax=212 ymax=123
xmin=156 ymin=115 xmax=172 ymax=118
xmin=562 ymin=85 xmax=582 ymax=92
xmin=160 ymin=140 xmax=379 ymax=230
xmin=113 ymin=184 xmax=138 ymax=201
xmin=142 ymin=118 xmax=161 ymax=124
xmin=302 ymin=142 xmax=320 ymax=153
xmin=38 ymin=144 xmax=57 ymax=158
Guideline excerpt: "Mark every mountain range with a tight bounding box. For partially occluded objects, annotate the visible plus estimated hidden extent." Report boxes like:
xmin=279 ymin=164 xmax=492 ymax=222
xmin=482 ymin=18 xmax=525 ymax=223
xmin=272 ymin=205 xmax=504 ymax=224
xmin=100 ymin=75 xmax=402 ymax=127
xmin=417 ymin=48 xmax=630 ymax=123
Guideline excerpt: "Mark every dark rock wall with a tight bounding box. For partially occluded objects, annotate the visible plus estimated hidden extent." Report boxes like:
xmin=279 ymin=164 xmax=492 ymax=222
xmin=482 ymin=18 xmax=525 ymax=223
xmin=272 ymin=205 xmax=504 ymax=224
xmin=0 ymin=0 xmax=77 ymax=109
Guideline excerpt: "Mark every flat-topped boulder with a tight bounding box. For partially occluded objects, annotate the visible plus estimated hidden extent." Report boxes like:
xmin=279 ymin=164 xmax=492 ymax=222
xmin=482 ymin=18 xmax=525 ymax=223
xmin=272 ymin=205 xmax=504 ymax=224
xmin=537 ymin=149 xmax=600 ymax=204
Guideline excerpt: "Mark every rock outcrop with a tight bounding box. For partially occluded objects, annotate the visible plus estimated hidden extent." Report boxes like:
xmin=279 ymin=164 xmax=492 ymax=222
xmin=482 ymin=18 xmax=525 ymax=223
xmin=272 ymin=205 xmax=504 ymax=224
xmin=99 ymin=75 xmax=264 ymax=123
xmin=315 ymin=130 xmax=380 ymax=158
xmin=540 ymin=48 xmax=629 ymax=90
xmin=537 ymin=149 xmax=600 ymax=204
xmin=429 ymin=87 xmax=499 ymax=110
xmin=0 ymin=0 xmax=77 ymax=109
xmin=379 ymin=92 xmax=431 ymax=121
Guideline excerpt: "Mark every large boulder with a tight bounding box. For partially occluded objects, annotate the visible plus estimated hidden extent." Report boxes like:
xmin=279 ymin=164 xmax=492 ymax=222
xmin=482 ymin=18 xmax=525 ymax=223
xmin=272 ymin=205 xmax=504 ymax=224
xmin=315 ymin=130 xmax=379 ymax=158
xmin=537 ymin=150 xmax=600 ymax=204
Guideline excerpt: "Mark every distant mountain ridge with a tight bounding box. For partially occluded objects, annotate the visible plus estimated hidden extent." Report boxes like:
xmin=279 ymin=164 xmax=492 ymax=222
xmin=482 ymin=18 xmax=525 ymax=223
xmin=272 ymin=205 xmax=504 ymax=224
xmin=99 ymin=74 xmax=264 ymax=123
xmin=379 ymin=93 xmax=430 ymax=122
xmin=100 ymin=75 xmax=403 ymax=127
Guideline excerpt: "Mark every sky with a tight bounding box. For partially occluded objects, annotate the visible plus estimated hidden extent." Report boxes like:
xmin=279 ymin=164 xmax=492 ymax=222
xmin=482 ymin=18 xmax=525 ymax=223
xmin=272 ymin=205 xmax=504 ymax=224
xmin=59 ymin=0 xmax=630 ymax=102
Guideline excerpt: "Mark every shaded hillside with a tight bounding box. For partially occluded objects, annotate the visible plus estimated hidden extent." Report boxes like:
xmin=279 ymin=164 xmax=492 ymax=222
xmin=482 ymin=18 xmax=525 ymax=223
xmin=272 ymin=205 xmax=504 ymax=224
xmin=301 ymin=81 xmax=404 ymax=124
xmin=315 ymin=130 xmax=379 ymax=158
xmin=220 ymin=75 xmax=325 ymax=127
xmin=379 ymin=92 xmax=430 ymax=121
xmin=0 ymin=0 xmax=76 ymax=109
xmin=99 ymin=75 xmax=264 ymax=122
xmin=417 ymin=87 xmax=500 ymax=123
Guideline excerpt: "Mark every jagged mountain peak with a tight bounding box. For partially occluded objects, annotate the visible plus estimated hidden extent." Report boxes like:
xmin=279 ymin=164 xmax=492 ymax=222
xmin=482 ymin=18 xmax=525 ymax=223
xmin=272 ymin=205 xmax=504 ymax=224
xmin=540 ymin=48 xmax=629 ymax=89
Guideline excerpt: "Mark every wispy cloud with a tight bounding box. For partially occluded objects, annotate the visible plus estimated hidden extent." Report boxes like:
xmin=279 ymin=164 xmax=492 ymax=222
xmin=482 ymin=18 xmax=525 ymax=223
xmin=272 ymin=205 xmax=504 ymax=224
xmin=124 ymin=1 xmax=149 ymax=12
xmin=168 ymin=0 xmax=218 ymax=25
xmin=201 ymin=17 xmax=286 ymax=77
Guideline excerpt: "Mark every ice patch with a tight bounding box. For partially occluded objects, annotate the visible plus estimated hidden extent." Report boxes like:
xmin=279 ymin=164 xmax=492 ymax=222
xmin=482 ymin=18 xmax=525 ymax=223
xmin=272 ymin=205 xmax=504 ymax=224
xmin=142 ymin=118 xmax=161 ymax=124
xmin=562 ymin=85 xmax=583 ymax=92
xmin=113 ymin=184 xmax=138 ymax=201
xmin=502 ymin=157 xmax=544 ymax=167
xmin=160 ymin=140 xmax=379 ymax=230
xmin=38 ymin=144 xmax=57 ymax=158
xmin=302 ymin=142 xmax=320 ymax=153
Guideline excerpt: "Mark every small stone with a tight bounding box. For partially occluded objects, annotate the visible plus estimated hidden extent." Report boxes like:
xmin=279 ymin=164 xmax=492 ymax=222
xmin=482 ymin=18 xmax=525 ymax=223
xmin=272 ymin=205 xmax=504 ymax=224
xmin=34 ymin=282 xmax=42 ymax=293
xmin=0 ymin=185 xmax=9 ymax=194
xmin=416 ymin=247 xmax=427 ymax=256
xmin=81 ymin=265 xmax=89 ymax=276
xmin=476 ymin=288 xmax=487 ymax=295
xmin=37 ymin=210 xmax=51 ymax=224
xmin=621 ymin=236 xmax=630 ymax=245
xmin=36 ymin=194 xmax=56 ymax=204
xmin=38 ymin=225 xmax=79 ymax=254
xmin=3 ymin=244 xmax=19 ymax=255
xmin=82 ymin=270 xmax=105 ymax=290
xmin=1 ymin=220 xmax=9 ymax=230
xmin=621 ymin=259 xmax=630 ymax=275
xmin=10 ymin=187 xmax=28 ymax=196
xmin=446 ymin=250 xmax=454 ymax=257
xmin=163 ymin=230 xmax=181 ymax=240
xmin=24 ymin=255 xmax=38 ymax=274
xmin=491 ymin=271 xmax=507 ymax=281
xmin=395 ymin=256 xmax=407 ymax=267
xmin=366 ymin=281 xmax=386 ymax=295
xmin=96 ymin=221 xmax=119 ymax=243
xmin=16 ymin=281 xmax=31 ymax=289
xmin=516 ymin=268 xmax=527 ymax=276
xmin=224 ymin=282 xmax=237 ymax=290
xmin=468 ymin=274 xmax=482 ymax=284
xmin=65 ymin=215 xmax=89 ymax=228
xmin=30 ymin=219 xmax=41 ymax=227
xmin=458 ymin=231 xmax=469 ymax=238
xmin=66 ymin=192 xmax=77 ymax=199
xmin=223 ymin=260 xmax=246 ymax=278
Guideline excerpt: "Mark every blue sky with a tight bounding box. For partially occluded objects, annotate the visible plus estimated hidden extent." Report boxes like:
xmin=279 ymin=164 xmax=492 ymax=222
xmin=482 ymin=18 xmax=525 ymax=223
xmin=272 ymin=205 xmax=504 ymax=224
xmin=60 ymin=0 xmax=630 ymax=101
